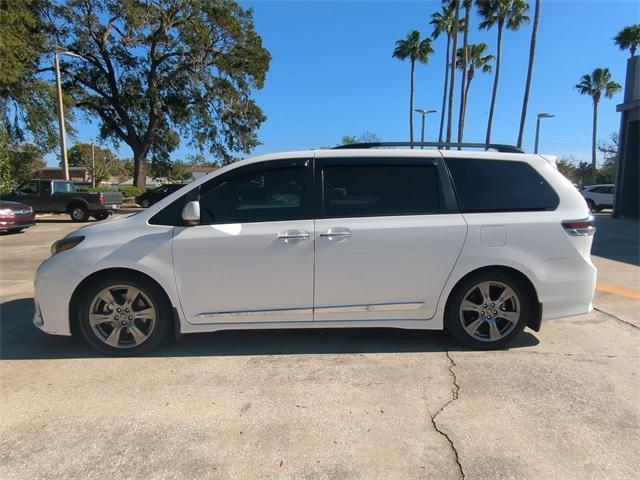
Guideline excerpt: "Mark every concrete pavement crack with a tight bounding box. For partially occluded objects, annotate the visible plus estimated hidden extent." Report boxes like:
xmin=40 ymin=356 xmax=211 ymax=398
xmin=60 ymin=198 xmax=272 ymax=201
xmin=430 ymin=351 xmax=465 ymax=480
xmin=594 ymin=307 xmax=639 ymax=330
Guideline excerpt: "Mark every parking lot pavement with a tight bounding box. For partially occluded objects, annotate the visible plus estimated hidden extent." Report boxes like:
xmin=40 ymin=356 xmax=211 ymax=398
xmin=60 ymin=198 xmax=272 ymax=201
xmin=1 ymin=214 xmax=639 ymax=479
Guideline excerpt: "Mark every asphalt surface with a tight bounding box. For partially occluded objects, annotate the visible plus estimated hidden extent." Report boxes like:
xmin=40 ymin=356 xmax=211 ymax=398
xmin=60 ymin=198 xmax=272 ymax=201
xmin=0 ymin=213 xmax=638 ymax=479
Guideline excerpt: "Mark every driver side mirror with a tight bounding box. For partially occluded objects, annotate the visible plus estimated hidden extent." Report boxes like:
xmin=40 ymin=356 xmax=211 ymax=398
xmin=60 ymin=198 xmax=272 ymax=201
xmin=181 ymin=200 xmax=200 ymax=226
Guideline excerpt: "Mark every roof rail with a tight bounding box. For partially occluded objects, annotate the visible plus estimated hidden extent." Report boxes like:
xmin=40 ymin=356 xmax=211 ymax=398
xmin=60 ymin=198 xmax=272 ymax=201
xmin=332 ymin=141 xmax=525 ymax=154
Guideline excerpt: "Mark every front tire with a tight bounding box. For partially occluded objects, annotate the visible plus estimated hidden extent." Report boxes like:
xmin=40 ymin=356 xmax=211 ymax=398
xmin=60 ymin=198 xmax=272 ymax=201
xmin=93 ymin=212 xmax=109 ymax=221
xmin=445 ymin=271 xmax=531 ymax=350
xmin=139 ymin=199 xmax=151 ymax=208
xmin=77 ymin=274 xmax=172 ymax=356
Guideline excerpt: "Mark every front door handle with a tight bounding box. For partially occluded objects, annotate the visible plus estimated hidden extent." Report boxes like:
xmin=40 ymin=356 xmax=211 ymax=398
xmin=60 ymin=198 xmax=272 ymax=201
xmin=278 ymin=229 xmax=310 ymax=241
xmin=320 ymin=227 xmax=351 ymax=239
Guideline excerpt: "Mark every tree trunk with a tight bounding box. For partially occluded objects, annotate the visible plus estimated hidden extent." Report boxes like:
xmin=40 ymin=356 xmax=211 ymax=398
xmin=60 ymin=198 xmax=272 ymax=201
xmin=132 ymin=148 xmax=147 ymax=188
xmin=591 ymin=100 xmax=598 ymax=184
xmin=485 ymin=22 xmax=503 ymax=147
xmin=446 ymin=0 xmax=461 ymax=146
xmin=517 ymin=0 xmax=540 ymax=148
xmin=438 ymin=34 xmax=451 ymax=144
xmin=457 ymin=2 xmax=471 ymax=145
xmin=409 ymin=59 xmax=415 ymax=145
xmin=461 ymin=69 xmax=473 ymax=136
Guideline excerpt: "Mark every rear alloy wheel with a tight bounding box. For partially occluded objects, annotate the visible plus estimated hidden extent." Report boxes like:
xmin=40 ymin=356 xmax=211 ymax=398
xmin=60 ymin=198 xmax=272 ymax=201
xmin=445 ymin=272 xmax=531 ymax=349
xmin=78 ymin=275 xmax=171 ymax=355
xmin=69 ymin=204 xmax=89 ymax=222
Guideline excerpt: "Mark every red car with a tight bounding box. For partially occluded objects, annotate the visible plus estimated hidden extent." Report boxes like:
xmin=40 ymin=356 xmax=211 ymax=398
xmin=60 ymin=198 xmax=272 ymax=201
xmin=0 ymin=200 xmax=35 ymax=233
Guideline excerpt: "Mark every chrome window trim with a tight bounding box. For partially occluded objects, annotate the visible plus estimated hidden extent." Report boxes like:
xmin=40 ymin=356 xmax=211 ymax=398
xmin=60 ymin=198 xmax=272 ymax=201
xmin=196 ymin=302 xmax=425 ymax=319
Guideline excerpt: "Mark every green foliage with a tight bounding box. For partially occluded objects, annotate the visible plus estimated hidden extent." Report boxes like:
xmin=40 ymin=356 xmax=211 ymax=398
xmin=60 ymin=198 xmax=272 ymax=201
xmin=429 ymin=3 xmax=463 ymax=39
xmin=575 ymin=68 xmax=622 ymax=103
xmin=187 ymin=152 xmax=218 ymax=167
xmin=457 ymin=43 xmax=494 ymax=76
xmin=0 ymin=130 xmax=13 ymax=191
xmin=46 ymin=0 xmax=271 ymax=186
xmin=614 ymin=24 xmax=640 ymax=57
xmin=5 ymin=143 xmax=46 ymax=185
xmin=476 ymin=0 xmax=530 ymax=32
xmin=67 ymin=143 xmax=119 ymax=185
xmin=393 ymin=30 xmax=433 ymax=64
xmin=168 ymin=161 xmax=193 ymax=182
xmin=119 ymin=186 xmax=147 ymax=198
xmin=341 ymin=132 xmax=381 ymax=145
xmin=0 ymin=0 xmax=60 ymax=151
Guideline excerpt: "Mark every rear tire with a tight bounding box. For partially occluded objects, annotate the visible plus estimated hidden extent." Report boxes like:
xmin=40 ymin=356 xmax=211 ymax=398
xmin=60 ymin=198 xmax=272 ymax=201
xmin=77 ymin=273 xmax=172 ymax=356
xmin=445 ymin=271 xmax=531 ymax=350
xmin=69 ymin=204 xmax=89 ymax=222
xmin=93 ymin=212 xmax=109 ymax=221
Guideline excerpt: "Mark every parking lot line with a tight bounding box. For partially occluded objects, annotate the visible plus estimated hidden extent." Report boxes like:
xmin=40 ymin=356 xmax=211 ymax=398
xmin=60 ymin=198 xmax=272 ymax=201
xmin=596 ymin=282 xmax=640 ymax=300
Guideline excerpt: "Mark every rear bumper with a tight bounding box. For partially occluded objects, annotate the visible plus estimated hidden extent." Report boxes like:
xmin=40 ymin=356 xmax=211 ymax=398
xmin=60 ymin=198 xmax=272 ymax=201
xmin=538 ymin=256 xmax=597 ymax=321
xmin=34 ymin=256 xmax=83 ymax=336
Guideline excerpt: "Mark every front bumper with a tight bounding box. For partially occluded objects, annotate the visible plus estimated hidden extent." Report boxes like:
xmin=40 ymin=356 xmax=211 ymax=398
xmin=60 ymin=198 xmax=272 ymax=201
xmin=34 ymin=256 xmax=83 ymax=336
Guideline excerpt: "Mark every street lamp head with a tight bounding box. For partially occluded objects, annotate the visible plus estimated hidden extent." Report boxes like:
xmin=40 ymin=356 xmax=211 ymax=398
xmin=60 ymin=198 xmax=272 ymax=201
xmin=53 ymin=47 xmax=83 ymax=59
xmin=415 ymin=109 xmax=438 ymax=115
xmin=537 ymin=112 xmax=555 ymax=119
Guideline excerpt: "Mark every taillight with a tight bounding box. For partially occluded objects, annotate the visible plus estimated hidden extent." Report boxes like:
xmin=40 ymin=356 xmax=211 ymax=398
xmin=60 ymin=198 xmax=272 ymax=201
xmin=562 ymin=217 xmax=595 ymax=236
xmin=98 ymin=193 xmax=104 ymax=204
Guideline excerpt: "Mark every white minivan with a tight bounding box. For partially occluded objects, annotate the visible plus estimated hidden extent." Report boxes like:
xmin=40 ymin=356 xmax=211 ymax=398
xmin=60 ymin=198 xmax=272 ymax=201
xmin=35 ymin=143 xmax=597 ymax=355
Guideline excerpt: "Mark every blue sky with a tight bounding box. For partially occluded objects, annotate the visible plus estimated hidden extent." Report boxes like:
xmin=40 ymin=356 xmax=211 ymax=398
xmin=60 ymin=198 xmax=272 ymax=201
xmin=58 ymin=0 xmax=639 ymax=166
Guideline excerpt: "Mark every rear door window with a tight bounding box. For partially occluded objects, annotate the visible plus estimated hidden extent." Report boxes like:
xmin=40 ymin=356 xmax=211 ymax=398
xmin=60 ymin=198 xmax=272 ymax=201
xmin=321 ymin=164 xmax=440 ymax=218
xmin=445 ymin=158 xmax=559 ymax=212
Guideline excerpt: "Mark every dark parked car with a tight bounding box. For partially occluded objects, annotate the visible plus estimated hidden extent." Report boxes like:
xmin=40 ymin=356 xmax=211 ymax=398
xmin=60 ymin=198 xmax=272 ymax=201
xmin=0 ymin=200 xmax=35 ymax=233
xmin=136 ymin=183 xmax=186 ymax=208
xmin=0 ymin=180 xmax=122 ymax=222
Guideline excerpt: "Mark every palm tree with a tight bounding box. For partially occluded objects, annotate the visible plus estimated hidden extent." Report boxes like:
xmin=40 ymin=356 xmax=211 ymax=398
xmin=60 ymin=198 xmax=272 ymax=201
xmin=393 ymin=31 xmax=434 ymax=143
xmin=575 ymin=68 xmax=622 ymax=184
xmin=477 ymin=0 xmax=530 ymax=146
xmin=430 ymin=3 xmax=458 ymax=143
xmin=446 ymin=0 xmax=461 ymax=145
xmin=456 ymin=43 xmax=494 ymax=141
xmin=456 ymin=0 xmax=473 ymax=144
xmin=517 ymin=0 xmax=540 ymax=148
xmin=614 ymin=24 xmax=640 ymax=57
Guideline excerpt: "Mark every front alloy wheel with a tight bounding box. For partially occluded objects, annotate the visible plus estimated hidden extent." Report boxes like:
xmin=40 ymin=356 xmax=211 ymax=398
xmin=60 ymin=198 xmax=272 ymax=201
xmin=89 ymin=285 xmax=156 ymax=349
xmin=78 ymin=275 xmax=171 ymax=355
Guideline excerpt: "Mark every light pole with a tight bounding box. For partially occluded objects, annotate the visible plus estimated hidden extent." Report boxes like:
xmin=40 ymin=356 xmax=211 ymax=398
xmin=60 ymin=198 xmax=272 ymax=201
xmin=53 ymin=47 xmax=83 ymax=181
xmin=414 ymin=109 xmax=438 ymax=145
xmin=91 ymin=142 xmax=96 ymax=188
xmin=534 ymin=112 xmax=555 ymax=154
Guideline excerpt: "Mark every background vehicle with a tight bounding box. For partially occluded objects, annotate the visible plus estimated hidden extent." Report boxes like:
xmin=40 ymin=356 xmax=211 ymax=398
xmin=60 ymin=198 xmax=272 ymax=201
xmin=581 ymin=184 xmax=615 ymax=212
xmin=0 ymin=201 xmax=35 ymax=233
xmin=0 ymin=180 xmax=122 ymax=222
xmin=34 ymin=142 xmax=596 ymax=355
xmin=136 ymin=183 xmax=186 ymax=208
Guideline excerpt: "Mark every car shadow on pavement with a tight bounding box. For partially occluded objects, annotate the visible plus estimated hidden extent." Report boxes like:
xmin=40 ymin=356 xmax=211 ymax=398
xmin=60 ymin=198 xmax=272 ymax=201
xmin=592 ymin=214 xmax=640 ymax=266
xmin=0 ymin=297 xmax=539 ymax=360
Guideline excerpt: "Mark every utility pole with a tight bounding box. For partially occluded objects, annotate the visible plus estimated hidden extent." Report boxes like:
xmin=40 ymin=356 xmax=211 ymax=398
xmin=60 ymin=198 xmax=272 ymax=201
xmin=53 ymin=47 xmax=83 ymax=182
xmin=91 ymin=142 xmax=96 ymax=188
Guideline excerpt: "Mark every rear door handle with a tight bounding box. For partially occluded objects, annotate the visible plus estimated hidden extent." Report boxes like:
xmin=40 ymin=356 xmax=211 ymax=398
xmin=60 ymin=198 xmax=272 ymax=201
xmin=320 ymin=227 xmax=351 ymax=239
xmin=278 ymin=229 xmax=310 ymax=240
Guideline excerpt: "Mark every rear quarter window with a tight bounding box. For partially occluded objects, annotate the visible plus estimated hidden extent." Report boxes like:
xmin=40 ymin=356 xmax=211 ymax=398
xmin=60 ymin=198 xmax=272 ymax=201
xmin=445 ymin=158 xmax=559 ymax=213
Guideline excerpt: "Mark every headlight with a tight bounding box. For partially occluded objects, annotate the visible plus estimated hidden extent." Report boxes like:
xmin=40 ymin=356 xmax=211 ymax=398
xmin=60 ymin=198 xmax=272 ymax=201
xmin=51 ymin=236 xmax=85 ymax=255
xmin=0 ymin=209 xmax=14 ymax=216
